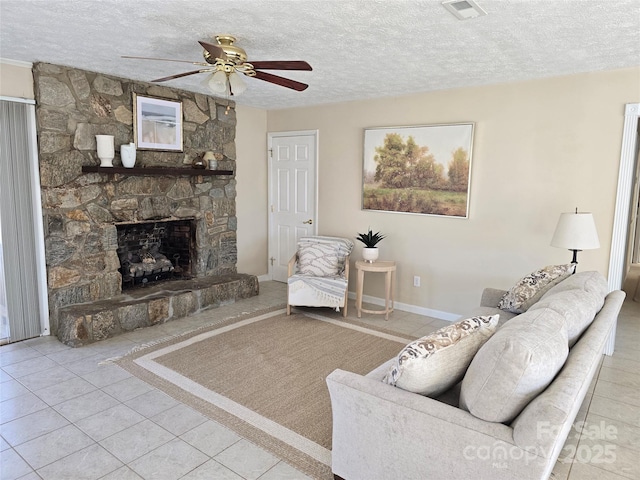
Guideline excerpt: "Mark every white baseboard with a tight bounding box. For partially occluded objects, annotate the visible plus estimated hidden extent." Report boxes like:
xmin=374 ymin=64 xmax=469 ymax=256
xmin=258 ymin=277 xmax=459 ymax=321
xmin=347 ymin=292 xmax=459 ymax=322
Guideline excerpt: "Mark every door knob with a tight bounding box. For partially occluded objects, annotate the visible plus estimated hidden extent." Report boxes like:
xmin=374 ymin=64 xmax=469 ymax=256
xmin=303 ymin=219 xmax=313 ymax=225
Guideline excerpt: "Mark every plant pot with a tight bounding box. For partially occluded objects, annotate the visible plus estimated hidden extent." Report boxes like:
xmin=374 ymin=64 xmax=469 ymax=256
xmin=362 ymin=247 xmax=379 ymax=263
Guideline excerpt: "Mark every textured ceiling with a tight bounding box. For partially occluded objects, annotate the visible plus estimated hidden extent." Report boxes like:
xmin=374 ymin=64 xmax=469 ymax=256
xmin=1 ymin=0 xmax=639 ymax=110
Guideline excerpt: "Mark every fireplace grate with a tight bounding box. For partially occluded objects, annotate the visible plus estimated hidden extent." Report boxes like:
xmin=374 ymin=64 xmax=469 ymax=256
xmin=116 ymin=220 xmax=195 ymax=290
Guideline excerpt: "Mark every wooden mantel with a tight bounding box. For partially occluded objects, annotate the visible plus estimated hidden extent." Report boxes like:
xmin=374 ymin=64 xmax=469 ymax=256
xmin=81 ymin=166 xmax=234 ymax=176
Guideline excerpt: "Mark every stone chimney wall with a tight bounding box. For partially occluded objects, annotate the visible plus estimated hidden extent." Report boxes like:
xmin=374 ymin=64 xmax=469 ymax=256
xmin=33 ymin=63 xmax=238 ymax=335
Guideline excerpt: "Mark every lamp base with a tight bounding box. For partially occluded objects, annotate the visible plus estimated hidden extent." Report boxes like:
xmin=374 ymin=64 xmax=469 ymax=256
xmin=569 ymin=249 xmax=581 ymax=272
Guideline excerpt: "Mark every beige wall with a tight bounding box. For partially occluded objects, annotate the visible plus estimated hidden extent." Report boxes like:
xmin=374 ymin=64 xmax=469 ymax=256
xmin=236 ymin=105 xmax=269 ymax=276
xmin=0 ymin=60 xmax=34 ymax=99
xmin=3 ymin=60 xmax=639 ymax=316
xmin=267 ymin=67 xmax=640 ymax=316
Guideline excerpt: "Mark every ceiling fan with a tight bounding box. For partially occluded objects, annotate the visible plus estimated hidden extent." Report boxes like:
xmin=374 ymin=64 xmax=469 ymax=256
xmin=123 ymin=35 xmax=312 ymax=95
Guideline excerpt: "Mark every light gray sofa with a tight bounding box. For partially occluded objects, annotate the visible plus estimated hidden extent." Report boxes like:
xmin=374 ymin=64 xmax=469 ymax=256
xmin=326 ymin=271 xmax=625 ymax=480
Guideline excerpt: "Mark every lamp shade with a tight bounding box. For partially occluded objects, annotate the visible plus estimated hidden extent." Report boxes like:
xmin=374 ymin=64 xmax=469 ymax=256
xmin=551 ymin=212 xmax=600 ymax=250
xmin=228 ymin=71 xmax=247 ymax=95
xmin=207 ymin=70 xmax=228 ymax=94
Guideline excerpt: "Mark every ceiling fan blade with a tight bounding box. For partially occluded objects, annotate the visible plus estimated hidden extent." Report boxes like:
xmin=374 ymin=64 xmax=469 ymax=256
xmin=250 ymin=61 xmax=312 ymax=71
xmin=122 ymin=55 xmax=209 ymax=66
xmin=151 ymin=69 xmax=211 ymax=82
xmin=253 ymin=71 xmax=309 ymax=91
xmin=198 ymin=41 xmax=228 ymax=60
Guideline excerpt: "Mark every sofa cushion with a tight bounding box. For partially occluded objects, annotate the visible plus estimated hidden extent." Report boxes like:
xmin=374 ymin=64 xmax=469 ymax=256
xmin=529 ymin=288 xmax=604 ymax=346
xmin=460 ymin=308 xmax=568 ymax=423
xmin=540 ymin=270 xmax=608 ymax=300
xmin=498 ymin=264 xmax=576 ymax=313
xmin=383 ymin=315 xmax=499 ymax=397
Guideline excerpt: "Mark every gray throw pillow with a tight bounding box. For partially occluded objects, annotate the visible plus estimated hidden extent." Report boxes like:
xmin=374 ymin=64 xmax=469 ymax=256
xmin=459 ymin=308 xmax=568 ymax=423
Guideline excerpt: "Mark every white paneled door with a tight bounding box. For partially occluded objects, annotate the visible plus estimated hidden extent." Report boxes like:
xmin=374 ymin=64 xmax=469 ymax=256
xmin=268 ymin=131 xmax=317 ymax=282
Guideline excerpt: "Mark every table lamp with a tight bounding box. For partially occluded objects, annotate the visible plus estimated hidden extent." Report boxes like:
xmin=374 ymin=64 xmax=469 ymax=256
xmin=551 ymin=209 xmax=600 ymax=266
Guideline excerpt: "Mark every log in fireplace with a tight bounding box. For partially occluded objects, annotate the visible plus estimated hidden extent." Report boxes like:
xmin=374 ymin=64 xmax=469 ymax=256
xmin=116 ymin=219 xmax=196 ymax=290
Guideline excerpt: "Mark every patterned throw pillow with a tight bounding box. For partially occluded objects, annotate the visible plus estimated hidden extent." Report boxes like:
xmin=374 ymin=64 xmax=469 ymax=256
xmin=498 ymin=264 xmax=576 ymax=314
xmin=383 ymin=315 xmax=499 ymax=397
xmin=297 ymin=242 xmax=340 ymax=276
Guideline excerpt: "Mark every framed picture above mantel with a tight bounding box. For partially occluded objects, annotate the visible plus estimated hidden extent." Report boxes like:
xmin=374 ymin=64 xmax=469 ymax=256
xmin=133 ymin=94 xmax=183 ymax=151
xmin=362 ymin=123 xmax=475 ymax=218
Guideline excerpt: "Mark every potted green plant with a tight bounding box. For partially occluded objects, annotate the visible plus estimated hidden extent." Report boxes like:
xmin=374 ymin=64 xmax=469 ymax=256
xmin=356 ymin=228 xmax=386 ymax=263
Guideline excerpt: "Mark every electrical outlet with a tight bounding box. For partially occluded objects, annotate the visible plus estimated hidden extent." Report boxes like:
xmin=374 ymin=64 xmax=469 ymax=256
xmin=413 ymin=276 xmax=421 ymax=287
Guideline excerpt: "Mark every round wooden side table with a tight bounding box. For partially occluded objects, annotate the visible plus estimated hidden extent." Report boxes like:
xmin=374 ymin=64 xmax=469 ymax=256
xmin=355 ymin=260 xmax=396 ymax=320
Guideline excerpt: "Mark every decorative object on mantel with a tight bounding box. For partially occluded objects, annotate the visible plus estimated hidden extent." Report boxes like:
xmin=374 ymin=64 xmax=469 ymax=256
xmin=133 ymin=94 xmax=183 ymax=152
xmin=203 ymin=151 xmax=216 ymax=170
xmin=120 ymin=142 xmax=136 ymax=168
xmin=192 ymin=153 xmax=206 ymax=169
xmin=551 ymin=208 xmax=600 ymax=267
xmin=95 ymin=135 xmax=115 ymax=167
xmin=356 ymin=228 xmax=386 ymax=263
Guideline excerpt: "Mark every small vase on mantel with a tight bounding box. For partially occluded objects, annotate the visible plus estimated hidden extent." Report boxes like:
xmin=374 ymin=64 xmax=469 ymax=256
xmin=203 ymin=151 xmax=216 ymax=170
xmin=95 ymin=135 xmax=115 ymax=167
xmin=120 ymin=142 xmax=136 ymax=168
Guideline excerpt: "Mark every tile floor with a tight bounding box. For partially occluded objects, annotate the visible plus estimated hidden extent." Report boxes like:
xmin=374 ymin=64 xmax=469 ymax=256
xmin=1 ymin=277 xmax=639 ymax=480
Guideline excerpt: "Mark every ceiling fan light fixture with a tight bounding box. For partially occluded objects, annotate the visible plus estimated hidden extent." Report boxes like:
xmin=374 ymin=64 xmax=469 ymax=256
xmin=208 ymin=70 xmax=228 ymax=94
xmin=126 ymin=34 xmax=311 ymax=93
xmin=228 ymin=71 xmax=247 ymax=96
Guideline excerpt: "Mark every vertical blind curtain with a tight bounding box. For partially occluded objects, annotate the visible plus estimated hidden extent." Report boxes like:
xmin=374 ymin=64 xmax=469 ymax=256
xmin=0 ymin=100 xmax=43 ymax=342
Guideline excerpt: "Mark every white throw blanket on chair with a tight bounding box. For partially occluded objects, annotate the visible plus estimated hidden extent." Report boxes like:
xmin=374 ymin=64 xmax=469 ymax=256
xmin=288 ymin=236 xmax=354 ymax=309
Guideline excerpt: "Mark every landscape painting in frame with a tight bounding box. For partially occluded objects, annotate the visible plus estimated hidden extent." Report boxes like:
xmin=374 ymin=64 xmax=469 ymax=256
xmin=363 ymin=123 xmax=474 ymax=218
xmin=133 ymin=94 xmax=183 ymax=151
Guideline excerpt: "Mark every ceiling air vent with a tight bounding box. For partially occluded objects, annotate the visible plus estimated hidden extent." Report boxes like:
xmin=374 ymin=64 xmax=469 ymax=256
xmin=442 ymin=0 xmax=487 ymax=20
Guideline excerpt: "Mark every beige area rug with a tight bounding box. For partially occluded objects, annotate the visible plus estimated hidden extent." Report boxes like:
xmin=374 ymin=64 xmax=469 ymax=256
xmin=116 ymin=308 xmax=412 ymax=479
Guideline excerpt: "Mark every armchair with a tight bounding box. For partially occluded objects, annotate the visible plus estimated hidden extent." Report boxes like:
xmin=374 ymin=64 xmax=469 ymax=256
xmin=287 ymin=236 xmax=354 ymax=317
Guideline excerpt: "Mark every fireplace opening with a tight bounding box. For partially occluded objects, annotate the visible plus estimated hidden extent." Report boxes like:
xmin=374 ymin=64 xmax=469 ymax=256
xmin=116 ymin=219 xmax=196 ymax=290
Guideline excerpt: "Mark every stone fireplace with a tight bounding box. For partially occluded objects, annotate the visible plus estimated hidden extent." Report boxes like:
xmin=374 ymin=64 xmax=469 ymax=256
xmin=34 ymin=63 xmax=258 ymax=347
